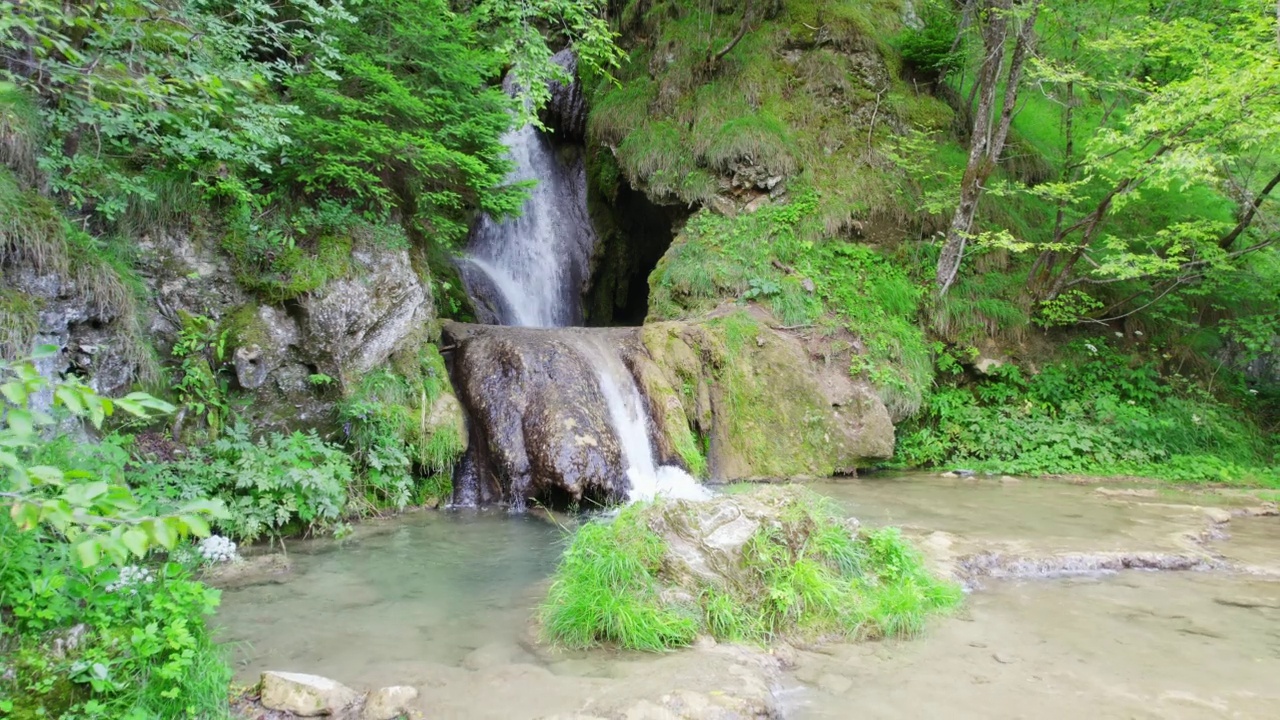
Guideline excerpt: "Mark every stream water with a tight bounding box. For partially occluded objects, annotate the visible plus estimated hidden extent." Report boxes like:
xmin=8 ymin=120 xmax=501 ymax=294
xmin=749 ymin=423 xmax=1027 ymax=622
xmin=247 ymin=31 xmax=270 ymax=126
xmin=216 ymin=475 xmax=1280 ymax=718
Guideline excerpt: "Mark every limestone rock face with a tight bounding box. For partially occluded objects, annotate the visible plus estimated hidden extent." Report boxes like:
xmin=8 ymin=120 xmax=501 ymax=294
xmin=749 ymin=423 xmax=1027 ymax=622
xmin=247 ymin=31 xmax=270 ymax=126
xmin=297 ymin=242 xmax=433 ymax=384
xmin=446 ymin=322 xmax=627 ymax=508
xmin=540 ymin=49 xmax=587 ymax=140
xmin=259 ymin=671 xmax=360 ymax=717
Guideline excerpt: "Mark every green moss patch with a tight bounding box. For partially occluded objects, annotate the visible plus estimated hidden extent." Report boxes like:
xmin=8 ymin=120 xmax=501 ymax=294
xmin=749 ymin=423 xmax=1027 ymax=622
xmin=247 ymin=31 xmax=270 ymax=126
xmin=541 ymin=486 xmax=961 ymax=650
xmin=648 ymin=193 xmax=932 ymax=418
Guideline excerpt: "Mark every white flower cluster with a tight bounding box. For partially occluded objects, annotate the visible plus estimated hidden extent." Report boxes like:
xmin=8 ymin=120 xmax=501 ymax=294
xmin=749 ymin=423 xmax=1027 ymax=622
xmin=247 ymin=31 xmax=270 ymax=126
xmin=106 ymin=565 xmax=154 ymax=595
xmin=1084 ymin=343 xmax=1099 ymax=354
xmin=198 ymin=535 xmax=239 ymax=564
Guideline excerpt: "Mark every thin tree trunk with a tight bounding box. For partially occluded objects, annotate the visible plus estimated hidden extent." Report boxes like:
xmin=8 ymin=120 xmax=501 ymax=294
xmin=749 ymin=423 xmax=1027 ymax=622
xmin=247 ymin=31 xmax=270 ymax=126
xmin=937 ymin=0 xmax=1042 ymax=295
xmin=710 ymin=0 xmax=753 ymax=69
xmin=937 ymin=1 xmax=1009 ymax=295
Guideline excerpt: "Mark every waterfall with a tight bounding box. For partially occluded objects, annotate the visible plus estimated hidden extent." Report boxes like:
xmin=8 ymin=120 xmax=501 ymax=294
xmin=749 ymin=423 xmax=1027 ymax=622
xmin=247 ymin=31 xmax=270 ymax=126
xmin=459 ymin=124 xmax=595 ymax=328
xmin=577 ymin=335 xmax=711 ymax=503
xmin=451 ymin=99 xmax=709 ymax=505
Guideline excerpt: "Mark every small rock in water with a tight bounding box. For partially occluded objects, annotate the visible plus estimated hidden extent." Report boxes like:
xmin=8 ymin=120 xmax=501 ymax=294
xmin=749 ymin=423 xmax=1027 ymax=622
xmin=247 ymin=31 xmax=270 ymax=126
xmin=362 ymin=686 xmax=419 ymax=720
xmin=260 ymin=671 xmax=359 ymax=717
xmin=953 ymin=469 xmax=976 ymax=477
xmin=940 ymin=471 xmax=959 ymax=479
xmin=999 ymin=475 xmax=1021 ymax=485
xmin=1202 ymin=507 xmax=1232 ymax=524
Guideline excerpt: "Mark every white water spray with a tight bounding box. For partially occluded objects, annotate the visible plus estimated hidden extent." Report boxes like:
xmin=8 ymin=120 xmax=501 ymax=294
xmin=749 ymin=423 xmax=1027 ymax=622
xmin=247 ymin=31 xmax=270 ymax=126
xmin=578 ymin=335 xmax=710 ymax=502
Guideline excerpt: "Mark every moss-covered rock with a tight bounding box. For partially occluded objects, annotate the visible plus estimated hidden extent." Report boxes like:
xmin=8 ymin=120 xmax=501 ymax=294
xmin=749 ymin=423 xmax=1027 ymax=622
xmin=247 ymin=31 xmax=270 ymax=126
xmin=541 ymin=485 xmax=962 ymax=650
xmin=633 ymin=309 xmax=895 ymax=481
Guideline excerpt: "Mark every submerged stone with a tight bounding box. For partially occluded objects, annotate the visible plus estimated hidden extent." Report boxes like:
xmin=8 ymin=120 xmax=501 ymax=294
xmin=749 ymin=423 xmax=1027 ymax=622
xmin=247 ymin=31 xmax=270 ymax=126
xmin=362 ymin=686 xmax=419 ymax=720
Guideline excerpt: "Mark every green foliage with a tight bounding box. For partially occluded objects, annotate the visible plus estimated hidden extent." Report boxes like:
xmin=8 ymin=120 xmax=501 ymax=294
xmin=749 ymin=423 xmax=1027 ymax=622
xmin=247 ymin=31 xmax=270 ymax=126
xmin=338 ymin=344 xmax=463 ymax=507
xmin=171 ymin=313 xmax=231 ymax=441
xmin=137 ymin=422 xmax=355 ymax=542
xmin=280 ymin=0 xmax=522 ymax=243
xmin=0 ymin=0 xmax=346 ymax=221
xmin=1 ymin=348 xmax=232 ymax=719
xmin=541 ymin=489 xmax=961 ymax=650
xmin=897 ymin=0 xmax=964 ymax=79
xmin=1 ymin=347 xmax=226 ymax=567
xmin=1 ymin=521 xmax=231 ymax=720
xmin=541 ymin=505 xmax=699 ymax=651
xmin=0 ymin=287 xmax=40 ymax=359
xmin=897 ymin=338 xmax=1279 ymax=486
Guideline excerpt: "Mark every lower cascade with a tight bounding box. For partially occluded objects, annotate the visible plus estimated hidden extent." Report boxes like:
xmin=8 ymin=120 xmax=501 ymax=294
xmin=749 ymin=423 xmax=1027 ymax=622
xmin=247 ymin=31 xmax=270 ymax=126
xmin=445 ymin=322 xmax=708 ymax=509
xmin=579 ymin=332 xmax=710 ymax=504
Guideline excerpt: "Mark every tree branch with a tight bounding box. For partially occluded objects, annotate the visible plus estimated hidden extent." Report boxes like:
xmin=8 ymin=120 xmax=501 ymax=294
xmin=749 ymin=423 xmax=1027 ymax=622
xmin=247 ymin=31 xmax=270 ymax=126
xmin=1219 ymin=167 xmax=1280 ymax=249
xmin=712 ymin=0 xmax=754 ymax=66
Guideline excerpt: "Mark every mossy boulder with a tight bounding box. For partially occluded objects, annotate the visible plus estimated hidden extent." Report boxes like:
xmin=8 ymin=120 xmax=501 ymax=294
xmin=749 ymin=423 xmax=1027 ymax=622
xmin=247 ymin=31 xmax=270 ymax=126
xmin=541 ymin=485 xmax=962 ymax=650
xmin=631 ymin=310 xmax=895 ymax=481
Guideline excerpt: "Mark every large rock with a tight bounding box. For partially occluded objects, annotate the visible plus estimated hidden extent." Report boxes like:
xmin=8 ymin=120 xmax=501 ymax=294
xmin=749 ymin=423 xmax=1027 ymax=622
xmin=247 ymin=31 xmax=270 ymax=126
xmin=297 ymin=241 xmax=434 ymax=384
xmin=445 ymin=323 xmax=628 ymax=508
xmin=540 ymin=49 xmax=587 ymax=140
xmin=259 ymin=671 xmax=360 ymax=717
xmin=634 ymin=309 xmax=894 ymax=481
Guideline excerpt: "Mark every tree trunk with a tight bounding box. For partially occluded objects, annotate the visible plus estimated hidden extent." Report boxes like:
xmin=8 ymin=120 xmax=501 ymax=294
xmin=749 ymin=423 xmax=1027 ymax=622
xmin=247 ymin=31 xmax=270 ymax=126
xmin=936 ymin=0 xmax=1042 ymax=296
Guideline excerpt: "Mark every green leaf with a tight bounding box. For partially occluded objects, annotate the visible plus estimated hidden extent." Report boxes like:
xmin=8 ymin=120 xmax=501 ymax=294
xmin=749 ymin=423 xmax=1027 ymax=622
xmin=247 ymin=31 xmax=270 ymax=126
xmin=75 ymin=538 xmax=102 ymax=568
xmin=26 ymin=465 xmax=66 ymax=487
xmin=10 ymin=501 xmax=39 ymax=531
xmin=55 ymin=385 xmax=86 ymax=415
xmin=122 ymin=527 xmax=149 ymax=558
xmin=145 ymin=518 xmax=178 ymax=550
xmin=0 ymin=381 xmax=27 ymax=406
xmin=183 ymin=514 xmax=211 ymax=538
xmin=6 ymin=408 xmax=34 ymax=437
xmin=31 ymin=344 xmax=59 ymax=359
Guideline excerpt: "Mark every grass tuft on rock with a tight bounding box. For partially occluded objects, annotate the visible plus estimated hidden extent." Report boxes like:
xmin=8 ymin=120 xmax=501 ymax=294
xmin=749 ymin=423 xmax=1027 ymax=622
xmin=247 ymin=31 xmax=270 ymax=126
xmin=541 ymin=486 xmax=961 ymax=651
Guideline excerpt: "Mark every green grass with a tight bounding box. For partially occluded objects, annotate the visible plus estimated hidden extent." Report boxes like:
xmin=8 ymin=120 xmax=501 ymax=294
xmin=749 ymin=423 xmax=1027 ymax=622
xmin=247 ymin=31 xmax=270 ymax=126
xmin=541 ymin=488 xmax=962 ymax=650
xmin=541 ymin=506 xmax=700 ymax=651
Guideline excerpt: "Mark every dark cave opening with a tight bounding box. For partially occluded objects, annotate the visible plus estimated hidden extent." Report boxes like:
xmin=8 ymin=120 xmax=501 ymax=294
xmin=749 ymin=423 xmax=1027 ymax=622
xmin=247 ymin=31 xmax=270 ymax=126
xmin=584 ymin=181 xmax=687 ymax=328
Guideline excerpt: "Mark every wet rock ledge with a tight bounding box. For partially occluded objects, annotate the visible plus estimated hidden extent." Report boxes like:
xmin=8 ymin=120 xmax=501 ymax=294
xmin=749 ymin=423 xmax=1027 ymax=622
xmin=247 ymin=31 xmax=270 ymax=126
xmin=443 ymin=310 xmax=895 ymax=509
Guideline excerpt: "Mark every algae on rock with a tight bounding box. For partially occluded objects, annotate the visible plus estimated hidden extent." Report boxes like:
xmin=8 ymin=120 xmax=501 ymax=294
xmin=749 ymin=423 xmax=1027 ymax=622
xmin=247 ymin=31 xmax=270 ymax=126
xmin=632 ymin=310 xmax=895 ymax=481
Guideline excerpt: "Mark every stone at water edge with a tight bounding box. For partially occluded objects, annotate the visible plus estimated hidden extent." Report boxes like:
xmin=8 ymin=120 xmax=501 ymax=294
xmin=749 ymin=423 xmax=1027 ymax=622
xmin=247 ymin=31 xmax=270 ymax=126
xmin=260 ymin=671 xmax=360 ymax=717
xmin=1202 ymin=507 xmax=1233 ymax=524
xmin=362 ymin=686 xmax=419 ymax=720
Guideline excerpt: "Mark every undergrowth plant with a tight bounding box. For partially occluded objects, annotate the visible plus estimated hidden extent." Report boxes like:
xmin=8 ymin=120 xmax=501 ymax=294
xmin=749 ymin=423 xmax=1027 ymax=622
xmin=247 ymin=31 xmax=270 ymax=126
xmin=338 ymin=344 xmax=464 ymax=507
xmin=541 ymin=488 xmax=961 ymax=650
xmin=897 ymin=338 xmax=1279 ymax=486
xmin=135 ymin=422 xmax=355 ymax=542
xmin=1 ymin=349 xmax=231 ymax=720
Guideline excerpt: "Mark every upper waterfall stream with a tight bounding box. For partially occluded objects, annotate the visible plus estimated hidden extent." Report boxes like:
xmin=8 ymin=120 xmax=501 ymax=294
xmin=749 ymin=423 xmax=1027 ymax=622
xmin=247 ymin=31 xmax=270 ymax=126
xmin=451 ymin=123 xmax=706 ymax=506
xmin=459 ymin=123 xmax=593 ymax=328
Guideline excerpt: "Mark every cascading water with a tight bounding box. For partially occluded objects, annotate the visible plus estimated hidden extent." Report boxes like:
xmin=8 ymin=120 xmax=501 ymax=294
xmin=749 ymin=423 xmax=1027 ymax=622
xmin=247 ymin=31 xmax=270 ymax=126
xmin=577 ymin=335 xmax=710 ymax=502
xmin=458 ymin=123 xmax=594 ymax=327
